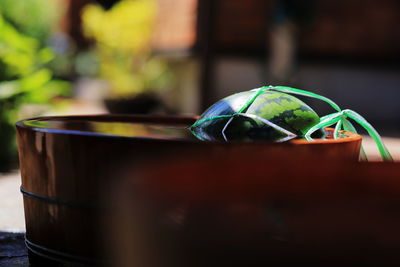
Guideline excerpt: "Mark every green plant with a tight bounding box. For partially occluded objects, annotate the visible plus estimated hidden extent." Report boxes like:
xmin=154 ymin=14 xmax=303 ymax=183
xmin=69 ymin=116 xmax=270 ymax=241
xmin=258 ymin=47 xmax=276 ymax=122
xmin=0 ymin=0 xmax=61 ymax=43
xmin=81 ymin=0 xmax=171 ymax=98
xmin=0 ymin=13 xmax=69 ymax=171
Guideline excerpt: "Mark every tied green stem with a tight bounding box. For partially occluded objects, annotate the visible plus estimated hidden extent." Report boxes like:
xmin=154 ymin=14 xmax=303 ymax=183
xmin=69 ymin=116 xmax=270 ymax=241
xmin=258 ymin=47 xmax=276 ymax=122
xmin=343 ymin=110 xmax=392 ymax=161
xmin=190 ymin=114 xmax=233 ymax=128
xmin=268 ymin=86 xmax=341 ymax=112
xmin=342 ymin=117 xmax=368 ymax=161
xmin=190 ymin=88 xmax=265 ymax=128
xmin=303 ymin=109 xmax=392 ymax=162
xmin=271 ymin=86 xmax=392 ymax=162
xmin=238 ymin=88 xmax=265 ymax=113
xmin=304 ymin=112 xmax=342 ymax=140
xmin=334 ymin=120 xmax=343 ymax=139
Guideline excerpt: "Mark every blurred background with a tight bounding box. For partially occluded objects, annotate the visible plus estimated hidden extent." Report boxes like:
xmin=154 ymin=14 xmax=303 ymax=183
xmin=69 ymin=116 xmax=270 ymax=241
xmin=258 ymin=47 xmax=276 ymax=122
xmin=1 ymin=2 xmax=400 ymax=264
xmin=0 ymin=0 xmax=399 ymax=242
xmin=0 ymin=0 xmax=400 ymax=172
xmin=0 ymin=1 xmax=398 ymax=167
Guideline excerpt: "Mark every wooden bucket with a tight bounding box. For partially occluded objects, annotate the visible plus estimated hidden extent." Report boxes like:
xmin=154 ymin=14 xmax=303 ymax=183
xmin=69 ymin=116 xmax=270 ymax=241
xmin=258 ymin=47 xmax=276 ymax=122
xmin=110 ymin=157 xmax=400 ymax=267
xmin=16 ymin=115 xmax=362 ymax=266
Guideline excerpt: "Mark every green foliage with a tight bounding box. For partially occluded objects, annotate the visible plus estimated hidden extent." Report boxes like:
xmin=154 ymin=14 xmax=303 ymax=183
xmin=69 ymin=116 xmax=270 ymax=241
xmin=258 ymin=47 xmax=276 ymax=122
xmin=0 ymin=14 xmax=69 ymax=121
xmin=0 ymin=0 xmax=61 ymax=43
xmin=81 ymin=0 xmax=172 ymax=98
xmin=0 ymin=12 xmax=70 ymax=170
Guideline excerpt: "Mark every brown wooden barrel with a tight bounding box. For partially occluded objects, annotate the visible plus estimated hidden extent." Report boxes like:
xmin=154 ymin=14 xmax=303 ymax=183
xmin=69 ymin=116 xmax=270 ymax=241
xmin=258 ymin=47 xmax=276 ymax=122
xmin=110 ymin=157 xmax=400 ymax=267
xmin=16 ymin=115 xmax=362 ymax=266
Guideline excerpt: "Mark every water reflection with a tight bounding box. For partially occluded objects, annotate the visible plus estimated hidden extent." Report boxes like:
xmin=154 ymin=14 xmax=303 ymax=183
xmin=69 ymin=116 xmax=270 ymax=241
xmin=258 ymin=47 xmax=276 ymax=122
xmin=20 ymin=117 xmax=326 ymax=143
xmin=21 ymin=118 xmax=196 ymax=140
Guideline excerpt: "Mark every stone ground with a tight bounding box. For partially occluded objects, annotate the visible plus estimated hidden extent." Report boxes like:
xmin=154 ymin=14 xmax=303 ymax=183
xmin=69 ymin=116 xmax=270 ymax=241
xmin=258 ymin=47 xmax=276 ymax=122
xmin=0 ymin=171 xmax=25 ymax=232
xmin=0 ymin=232 xmax=28 ymax=266
xmin=0 ymin=173 xmax=27 ymax=266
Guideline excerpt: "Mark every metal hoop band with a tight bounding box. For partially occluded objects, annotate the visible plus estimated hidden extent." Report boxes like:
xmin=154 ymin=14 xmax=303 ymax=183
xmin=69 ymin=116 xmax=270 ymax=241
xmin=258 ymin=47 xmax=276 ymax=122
xmin=25 ymin=238 xmax=106 ymax=266
xmin=20 ymin=186 xmax=99 ymax=210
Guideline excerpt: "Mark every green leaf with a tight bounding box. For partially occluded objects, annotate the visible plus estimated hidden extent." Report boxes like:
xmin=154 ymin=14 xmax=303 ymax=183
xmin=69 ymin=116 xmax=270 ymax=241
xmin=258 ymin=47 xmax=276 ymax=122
xmin=38 ymin=47 xmax=54 ymax=64
xmin=0 ymin=80 xmax=19 ymax=98
xmin=20 ymin=69 xmax=52 ymax=91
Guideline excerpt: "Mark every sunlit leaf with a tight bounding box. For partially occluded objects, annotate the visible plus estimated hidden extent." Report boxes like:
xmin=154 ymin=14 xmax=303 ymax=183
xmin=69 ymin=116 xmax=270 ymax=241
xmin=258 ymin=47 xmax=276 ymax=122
xmin=38 ymin=47 xmax=54 ymax=64
xmin=0 ymin=80 xmax=19 ymax=98
xmin=20 ymin=69 xmax=52 ymax=91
